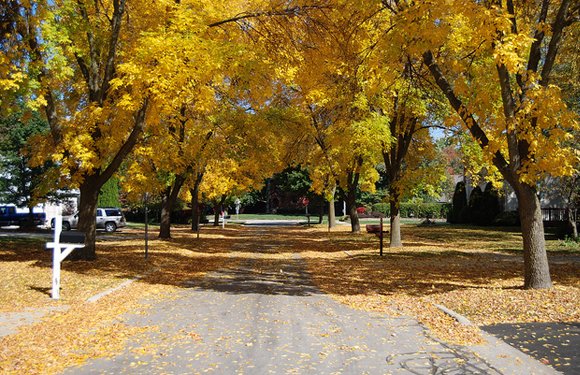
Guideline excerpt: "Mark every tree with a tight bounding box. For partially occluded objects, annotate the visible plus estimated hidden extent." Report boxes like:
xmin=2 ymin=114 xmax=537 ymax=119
xmin=369 ymin=78 xmax=445 ymax=246
xmin=0 ymin=112 xmax=50 ymax=215
xmin=197 ymin=105 xmax=291 ymax=225
xmin=7 ymin=0 xmax=268 ymax=252
xmin=382 ymin=0 xmax=580 ymax=288
xmin=267 ymin=1 xmax=392 ymax=232
xmin=346 ymin=21 xmax=448 ymax=246
xmin=336 ymin=115 xmax=390 ymax=233
xmin=5 ymin=0 xmax=165 ymax=259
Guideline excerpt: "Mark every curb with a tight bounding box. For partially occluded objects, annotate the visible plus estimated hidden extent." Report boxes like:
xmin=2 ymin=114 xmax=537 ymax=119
xmin=433 ymin=303 xmax=472 ymax=325
xmin=86 ymin=276 xmax=142 ymax=303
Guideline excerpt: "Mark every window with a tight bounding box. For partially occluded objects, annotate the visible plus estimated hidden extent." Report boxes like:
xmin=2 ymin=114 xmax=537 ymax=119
xmin=105 ymin=209 xmax=121 ymax=216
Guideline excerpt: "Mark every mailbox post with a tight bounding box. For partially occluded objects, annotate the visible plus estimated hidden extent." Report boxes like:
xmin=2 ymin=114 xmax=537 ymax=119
xmin=46 ymin=215 xmax=85 ymax=299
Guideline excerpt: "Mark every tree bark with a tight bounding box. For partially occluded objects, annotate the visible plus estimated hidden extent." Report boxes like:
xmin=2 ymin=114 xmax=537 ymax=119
xmin=159 ymin=191 xmax=170 ymax=238
xmin=213 ymin=204 xmax=220 ymax=226
xmin=213 ymin=195 xmax=226 ymax=226
xmin=75 ymin=177 xmax=100 ymax=260
xmin=516 ymin=183 xmax=552 ymax=289
xmin=159 ymin=175 xmax=185 ymax=239
xmin=389 ymin=191 xmax=402 ymax=247
xmin=346 ymin=186 xmax=360 ymax=233
xmin=190 ymin=172 xmax=204 ymax=231
xmin=191 ymin=196 xmax=201 ymax=232
xmin=566 ymin=207 xmax=578 ymax=240
xmin=265 ymin=178 xmax=271 ymax=214
xmin=328 ymin=196 xmax=336 ymax=229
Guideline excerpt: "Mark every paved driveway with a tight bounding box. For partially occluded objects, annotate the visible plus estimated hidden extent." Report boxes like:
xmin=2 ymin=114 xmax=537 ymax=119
xmin=65 ymin=251 xmax=555 ymax=374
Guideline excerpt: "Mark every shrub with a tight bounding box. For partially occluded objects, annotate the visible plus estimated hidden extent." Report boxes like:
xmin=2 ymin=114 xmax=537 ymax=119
xmin=401 ymin=202 xmax=450 ymax=219
xmin=371 ymin=203 xmax=390 ymax=216
xmin=467 ymin=183 xmax=501 ymax=226
xmin=449 ymin=181 xmax=467 ymax=223
xmin=370 ymin=202 xmax=450 ymax=219
xmin=493 ymin=211 xmax=520 ymax=226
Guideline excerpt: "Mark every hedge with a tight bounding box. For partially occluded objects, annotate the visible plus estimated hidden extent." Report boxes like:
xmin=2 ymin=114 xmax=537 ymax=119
xmin=370 ymin=202 xmax=451 ymax=219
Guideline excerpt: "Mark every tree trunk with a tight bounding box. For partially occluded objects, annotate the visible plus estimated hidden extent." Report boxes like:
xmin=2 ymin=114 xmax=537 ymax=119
xmin=328 ymin=186 xmax=336 ymax=229
xmin=75 ymin=177 xmax=100 ymax=260
xmin=346 ymin=162 xmax=362 ymax=233
xmin=265 ymin=178 xmax=271 ymax=214
xmin=389 ymin=192 xmax=402 ymax=247
xmin=566 ymin=207 xmax=578 ymax=240
xmin=159 ymin=189 xmax=171 ymax=239
xmin=318 ymin=200 xmax=324 ymax=224
xmin=213 ymin=195 xmax=226 ymax=227
xmin=516 ymin=184 xmax=552 ymax=289
xmin=346 ymin=188 xmax=360 ymax=233
xmin=213 ymin=204 xmax=220 ymax=226
xmin=191 ymin=189 xmax=200 ymax=232
xmin=328 ymin=199 xmax=336 ymax=229
xmin=190 ymin=172 xmax=204 ymax=231
xmin=159 ymin=176 xmax=185 ymax=239
xmin=27 ymin=206 xmax=34 ymax=227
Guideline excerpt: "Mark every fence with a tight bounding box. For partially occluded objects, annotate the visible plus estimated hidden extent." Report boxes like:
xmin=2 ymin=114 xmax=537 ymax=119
xmin=541 ymin=208 xmax=577 ymax=222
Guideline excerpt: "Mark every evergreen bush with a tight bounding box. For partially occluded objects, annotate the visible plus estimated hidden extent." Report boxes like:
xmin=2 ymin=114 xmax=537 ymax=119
xmin=467 ymin=182 xmax=501 ymax=226
xmin=98 ymin=177 xmax=121 ymax=207
xmin=449 ymin=181 xmax=467 ymax=223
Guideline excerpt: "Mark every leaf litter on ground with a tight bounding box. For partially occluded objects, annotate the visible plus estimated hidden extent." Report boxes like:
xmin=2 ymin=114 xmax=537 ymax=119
xmin=0 ymin=223 xmax=578 ymax=372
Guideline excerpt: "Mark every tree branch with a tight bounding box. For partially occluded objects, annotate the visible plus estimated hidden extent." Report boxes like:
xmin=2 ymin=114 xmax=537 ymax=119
xmin=100 ymin=0 xmax=126 ymax=105
xmin=422 ymin=50 xmax=512 ymax=181
xmin=98 ymin=97 xmax=149 ymax=185
xmin=77 ymin=0 xmax=100 ymax=101
xmin=527 ymin=0 xmax=550 ymax=73
xmin=207 ymin=5 xmax=328 ymax=28
xmin=541 ymin=0 xmax=572 ymax=86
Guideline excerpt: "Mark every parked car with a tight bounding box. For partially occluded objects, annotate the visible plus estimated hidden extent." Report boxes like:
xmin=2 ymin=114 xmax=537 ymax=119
xmin=51 ymin=207 xmax=126 ymax=232
xmin=0 ymin=205 xmax=46 ymax=227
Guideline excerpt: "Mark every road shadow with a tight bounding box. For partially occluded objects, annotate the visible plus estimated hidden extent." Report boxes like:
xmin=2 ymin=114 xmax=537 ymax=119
xmin=482 ymin=322 xmax=580 ymax=374
xmin=182 ymin=258 xmax=321 ymax=296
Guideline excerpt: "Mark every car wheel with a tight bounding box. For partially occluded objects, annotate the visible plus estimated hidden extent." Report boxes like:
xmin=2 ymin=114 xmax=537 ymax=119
xmin=105 ymin=222 xmax=117 ymax=233
xmin=63 ymin=221 xmax=71 ymax=231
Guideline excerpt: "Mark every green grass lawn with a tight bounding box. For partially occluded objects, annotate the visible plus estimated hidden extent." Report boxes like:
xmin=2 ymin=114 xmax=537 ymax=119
xmin=122 ymin=214 xmax=579 ymax=252
xmin=231 ymin=213 xmax=311 ymax=220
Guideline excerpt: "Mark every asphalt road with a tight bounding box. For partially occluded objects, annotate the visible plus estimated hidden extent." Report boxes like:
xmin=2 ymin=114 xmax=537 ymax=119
xmin=64 ymin=251 xmax=555 ymax=374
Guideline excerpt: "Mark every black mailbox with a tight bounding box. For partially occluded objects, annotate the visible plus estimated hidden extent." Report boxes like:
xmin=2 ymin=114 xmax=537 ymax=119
xmin=59 ymin=232 xmax=86 ymax=244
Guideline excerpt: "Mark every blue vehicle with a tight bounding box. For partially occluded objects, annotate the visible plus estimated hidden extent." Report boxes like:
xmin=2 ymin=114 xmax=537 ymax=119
xmin=0 ymin=205 xmax=46 ymax=227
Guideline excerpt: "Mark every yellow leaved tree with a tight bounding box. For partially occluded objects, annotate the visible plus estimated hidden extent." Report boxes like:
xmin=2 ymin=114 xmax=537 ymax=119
xmin=8 ymin=0 xmax=167 ymax=259
xmin=361 ymin=58 xmax=448 ymax=247
xmin=258 ymin=0 xmax=393 ymax=232
xmin=381 ymin=0 xmax=580 ymax=288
